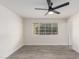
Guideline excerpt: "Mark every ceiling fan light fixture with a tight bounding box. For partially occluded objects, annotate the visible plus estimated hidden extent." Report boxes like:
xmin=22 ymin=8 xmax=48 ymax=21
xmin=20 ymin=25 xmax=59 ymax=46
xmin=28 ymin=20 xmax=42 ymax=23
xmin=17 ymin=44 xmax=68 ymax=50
xmin=48 ymin=11 xmax=54 ymax=15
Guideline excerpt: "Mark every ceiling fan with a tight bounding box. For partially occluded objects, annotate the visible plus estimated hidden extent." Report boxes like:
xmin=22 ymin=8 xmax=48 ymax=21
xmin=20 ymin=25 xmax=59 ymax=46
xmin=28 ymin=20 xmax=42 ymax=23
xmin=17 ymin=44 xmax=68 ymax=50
xmin=35 ymin=0 xmax=69 ymax=15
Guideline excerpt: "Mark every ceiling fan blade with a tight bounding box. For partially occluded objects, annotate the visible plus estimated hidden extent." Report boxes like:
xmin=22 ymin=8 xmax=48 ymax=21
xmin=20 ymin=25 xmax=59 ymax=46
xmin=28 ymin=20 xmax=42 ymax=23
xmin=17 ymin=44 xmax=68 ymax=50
xmin=35 ymin=8 xmax=48 ymax=10
xmin=52 ymin=2 xmax=69 ymax=10
xmin=47 ymin=0 xmax=52 ymax=7
xmin=53 ymin=10 xmax=60 ymax=14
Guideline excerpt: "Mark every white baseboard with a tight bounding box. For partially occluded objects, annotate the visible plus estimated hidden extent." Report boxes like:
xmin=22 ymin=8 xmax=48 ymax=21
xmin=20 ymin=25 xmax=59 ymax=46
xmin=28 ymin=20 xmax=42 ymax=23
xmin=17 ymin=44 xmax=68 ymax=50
xmin=72 ymin=46 xmax=79 ymax=53
xmin=6 ymin=43 xmax=24 ymax=59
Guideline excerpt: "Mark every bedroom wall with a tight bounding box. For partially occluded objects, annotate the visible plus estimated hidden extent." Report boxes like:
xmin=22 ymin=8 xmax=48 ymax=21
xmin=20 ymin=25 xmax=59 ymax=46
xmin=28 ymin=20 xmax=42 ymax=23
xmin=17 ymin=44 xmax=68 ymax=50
xmin=0 ymin=5 xmax=23 ymax=59
xmin=23 ymin=18 xmax=70 ymax=45
xmin=68 ymin=13 xmax=79 ymax=53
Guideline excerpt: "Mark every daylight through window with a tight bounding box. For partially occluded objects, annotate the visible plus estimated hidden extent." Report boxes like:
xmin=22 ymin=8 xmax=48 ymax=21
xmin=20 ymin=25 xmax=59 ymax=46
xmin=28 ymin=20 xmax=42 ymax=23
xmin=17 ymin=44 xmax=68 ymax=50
xmin=33 ymin=23 xmax=58 ymax=35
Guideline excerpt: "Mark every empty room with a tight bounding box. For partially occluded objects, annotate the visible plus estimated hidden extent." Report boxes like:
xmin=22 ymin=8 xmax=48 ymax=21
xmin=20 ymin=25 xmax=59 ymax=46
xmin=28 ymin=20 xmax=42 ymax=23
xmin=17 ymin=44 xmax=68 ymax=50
xmin=0 ymin=0 xmax=79 ymax=59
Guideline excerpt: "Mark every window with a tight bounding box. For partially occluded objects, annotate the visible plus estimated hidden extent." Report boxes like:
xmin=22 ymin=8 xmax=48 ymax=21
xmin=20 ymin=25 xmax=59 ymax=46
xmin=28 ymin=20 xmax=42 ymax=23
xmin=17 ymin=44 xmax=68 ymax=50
xmin=33 ymin=23 xmax=58 ymax=35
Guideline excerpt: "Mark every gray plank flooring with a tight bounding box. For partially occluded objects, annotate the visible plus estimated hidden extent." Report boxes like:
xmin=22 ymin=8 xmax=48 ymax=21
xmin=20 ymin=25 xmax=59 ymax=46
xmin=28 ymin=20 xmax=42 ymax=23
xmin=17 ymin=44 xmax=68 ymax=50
xmin=7 ymin=45 xmax=79 ymax=59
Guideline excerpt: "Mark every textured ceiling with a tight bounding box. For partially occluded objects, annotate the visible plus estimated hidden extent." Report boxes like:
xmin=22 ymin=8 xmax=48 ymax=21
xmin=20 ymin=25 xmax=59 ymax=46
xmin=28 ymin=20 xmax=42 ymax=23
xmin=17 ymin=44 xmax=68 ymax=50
xmin=0 ymin=0 xmax=78 ymax=18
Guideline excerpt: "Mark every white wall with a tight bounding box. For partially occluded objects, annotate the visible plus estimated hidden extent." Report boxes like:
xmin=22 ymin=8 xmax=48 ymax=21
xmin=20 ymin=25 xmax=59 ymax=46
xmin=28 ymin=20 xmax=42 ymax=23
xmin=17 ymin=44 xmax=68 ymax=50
xmin=68 ymin=13 xmax=79 ymax=53
xmin=0 ymin=5 xmax=23 ymax=59
xmin=23 ymin=18 xmax=69 ymax=45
